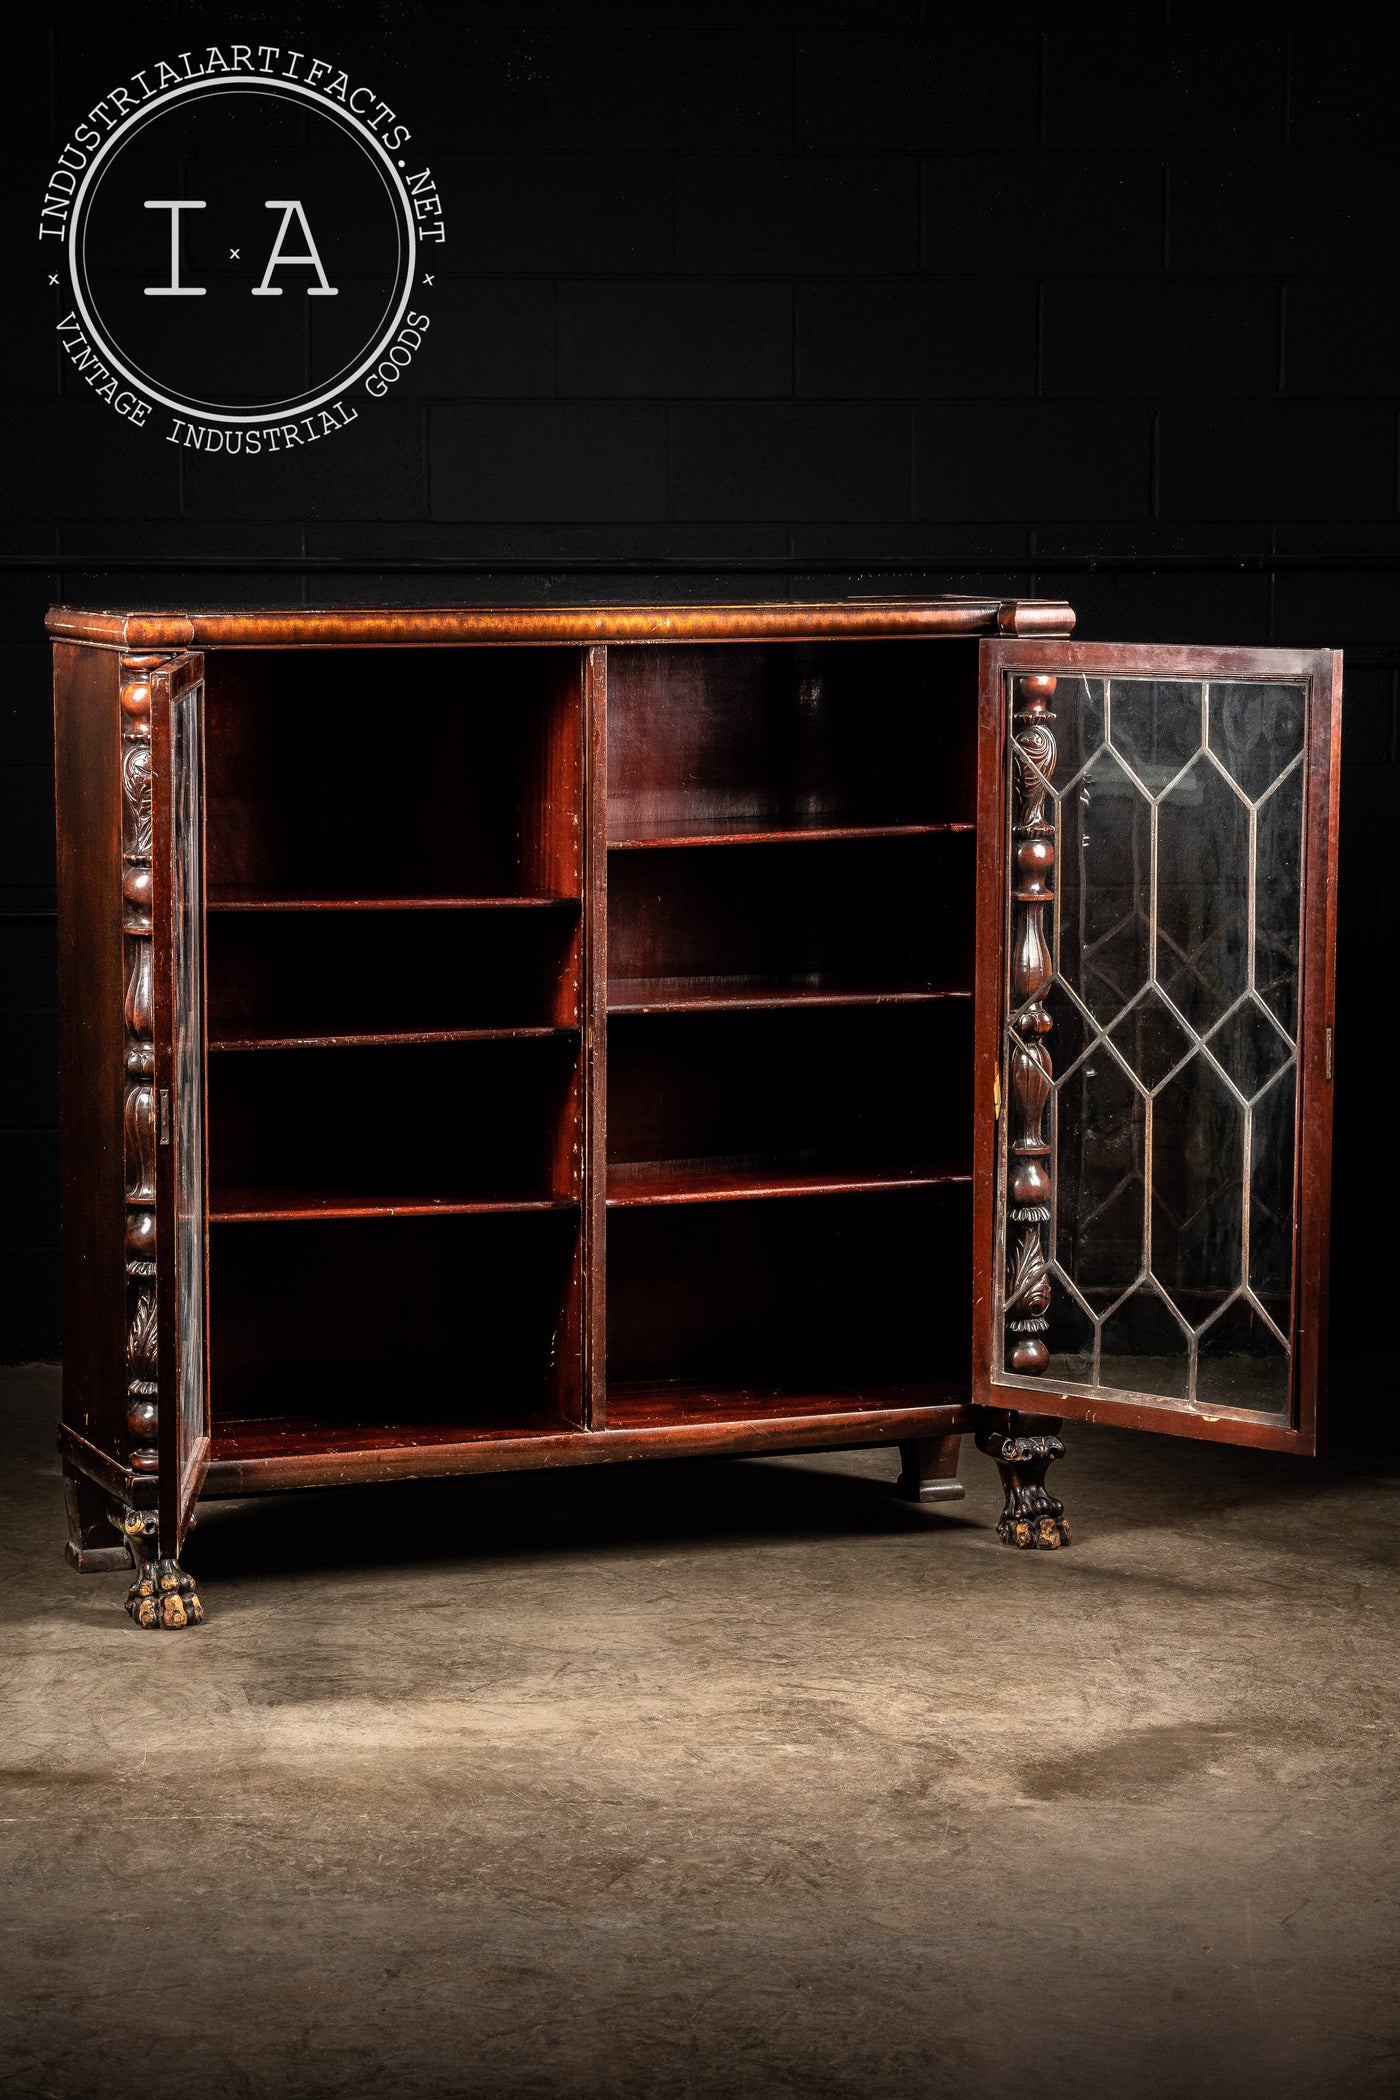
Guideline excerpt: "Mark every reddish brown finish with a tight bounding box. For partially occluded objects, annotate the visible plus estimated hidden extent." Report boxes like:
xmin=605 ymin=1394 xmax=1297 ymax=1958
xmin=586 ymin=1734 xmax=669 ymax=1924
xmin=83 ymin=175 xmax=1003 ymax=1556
xmin=606 ymin=835 xmax=976 ymax=1012
xmin=609 ymin=818 xmax=970 ymax=849
xmin=58 ymin=1421 xmax=136 ymax=1503
xmin=895 ymin=1434 xmax=965 ymax=1505
xmin=47 ymin=600 xmax=1077 ymax=651
xmin=203 ymin=1395 xmax=974 ymax=1498
xmin=608 ymin=982 xmax=968 ymax=1015
xmin=973 ymin=640 xmax=1342 ymax=1455
xmin=605 ymin=640 xmax=981 ymax=843
xmin=584 ymin=645 xmax=610 ymax=1431
xmin=606 ymin=1160 xmax=970 ymax=1207
xmin=51 ymin=598 xmax=1343 ymax=1609
xmin=150 ymin=654 xmax=212 ymax=1548
xmin=53 ymin=642 xmax=127 ymax=1472
xmin=209 ymin=1027 xmax=576 ymax=1052
xmin=211 ymin=1190 xmax=579 ymax=1222
xmin=206 ymin=890 xmax=576 ymax=910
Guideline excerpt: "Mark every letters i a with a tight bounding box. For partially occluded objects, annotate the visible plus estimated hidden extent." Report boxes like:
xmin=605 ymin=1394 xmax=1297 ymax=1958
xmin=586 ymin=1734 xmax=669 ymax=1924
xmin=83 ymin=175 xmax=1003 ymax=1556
xmin=144 ymin=199 xmax=338 ymax=296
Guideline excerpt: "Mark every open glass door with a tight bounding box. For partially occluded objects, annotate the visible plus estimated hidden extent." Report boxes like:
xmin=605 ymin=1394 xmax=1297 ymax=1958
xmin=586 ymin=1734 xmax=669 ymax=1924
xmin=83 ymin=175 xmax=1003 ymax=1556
xmin=150 ymin=653 xmax=211 ymax=1545
xmin=974 ymin=641 xmax=1341 ymax=1452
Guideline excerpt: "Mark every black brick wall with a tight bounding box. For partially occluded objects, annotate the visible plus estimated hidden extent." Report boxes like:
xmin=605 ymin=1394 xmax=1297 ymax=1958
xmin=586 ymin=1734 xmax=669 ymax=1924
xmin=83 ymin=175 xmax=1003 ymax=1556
xmin=5 ymin=6 xmax=1396 ymax=1401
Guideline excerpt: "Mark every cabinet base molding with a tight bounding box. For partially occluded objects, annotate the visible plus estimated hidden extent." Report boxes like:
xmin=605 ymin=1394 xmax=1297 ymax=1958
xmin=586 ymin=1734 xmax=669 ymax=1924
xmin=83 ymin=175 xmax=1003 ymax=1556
xmin=974 ymin=1413 xmax=1070 ymax=1550
xmin=63 ymin=1467 xmax=134 ymax=1572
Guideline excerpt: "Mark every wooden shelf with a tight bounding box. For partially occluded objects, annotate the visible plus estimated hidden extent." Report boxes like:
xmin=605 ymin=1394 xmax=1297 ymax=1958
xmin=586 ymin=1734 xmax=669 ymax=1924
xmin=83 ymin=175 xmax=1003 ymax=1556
xmin=603 ymin=1379 xmax=969 ymax=1429
xmin=606 ymin=1158 xmax=970 ymax=1207
xmin=608 ymin=818 xmax=972 ymax=850
xmin=201 ymin=1383 xmax=973 ymax=1496
xmin=209 ymin=1025 xmax=579 ymax=1052
xmin=608 ymin=979 xmax=970 ymax=1015
xmin=207 ymin=890 xmax=579 ymax=913
xmin=211 ymin=1188 xmax=578 ymax=1223
xmin=210 ymin=1413 xmax=565 ymax=1464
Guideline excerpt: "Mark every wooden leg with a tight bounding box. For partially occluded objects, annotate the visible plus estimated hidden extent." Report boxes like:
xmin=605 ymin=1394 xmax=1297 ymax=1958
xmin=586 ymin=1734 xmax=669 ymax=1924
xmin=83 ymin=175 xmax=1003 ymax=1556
xmin=117 ymin=1508 xmax=205 ymax=1630
xmin=974 ymin=1411 xmax=1070 ymax=1550
xmin=895 ymin=1435 xmax=966 ymax=1506
xmin=63 ymin=1463 xmax=132 ymax=1573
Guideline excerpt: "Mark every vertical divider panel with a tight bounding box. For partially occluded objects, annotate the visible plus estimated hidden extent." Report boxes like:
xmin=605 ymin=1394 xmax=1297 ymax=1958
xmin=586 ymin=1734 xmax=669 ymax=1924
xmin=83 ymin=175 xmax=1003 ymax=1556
xmin=522 ymin=650 xmax=588 ymax=1426
xmin=585 ymin=645 xmax=609 ymax=1429
xmin=971 ymin=649 xmax=1010 ymax=1406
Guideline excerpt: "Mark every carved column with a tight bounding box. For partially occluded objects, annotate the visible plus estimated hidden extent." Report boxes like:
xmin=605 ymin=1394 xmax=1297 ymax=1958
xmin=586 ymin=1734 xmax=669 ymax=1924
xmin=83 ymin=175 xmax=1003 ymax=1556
xmin=1005 ymin=673 xmax=1057 ymax=1376
xmin=114 ymin=652 xmax=205 ymax=1628
xmin=121 ymin=655 xmax=162 ymax=1478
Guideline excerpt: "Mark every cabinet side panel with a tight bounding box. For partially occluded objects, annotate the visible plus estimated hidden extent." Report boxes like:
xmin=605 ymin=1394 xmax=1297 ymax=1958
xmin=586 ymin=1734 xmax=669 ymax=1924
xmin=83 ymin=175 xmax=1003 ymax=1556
xmin=54 ymin=642 xmax=126 ymax=1464
xmin=585 ymin=645 xmax=608 ymax=1430
xmin=971 ymin=644 xmax=1008 ymax=1402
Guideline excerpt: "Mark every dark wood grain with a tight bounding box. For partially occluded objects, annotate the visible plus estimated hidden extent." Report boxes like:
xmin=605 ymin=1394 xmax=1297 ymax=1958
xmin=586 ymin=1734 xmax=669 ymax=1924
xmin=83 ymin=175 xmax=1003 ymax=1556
xmin=206 ymin=890 xmax=577 ymax=911
xmin=47 ymin=600 xmax=1078 ymax=650
xmin=606 ymin=1159 xmax=970 ymax=1207
xmin=608 ymin=980 xmax=969 ymax=1015
xmin=211 ymin=1189 xmax=580 ymax=1222
xmin=52 ymin=601 xmax=1345 ymax=1616
xmin=207 ymin=1037 xmax=579 ymax=1214
xmin=605 ymin=640 xmax=982 ymax=844
xmin=609 ymin=818 xmax=972 ymax=850
xmin=203 ymin=1394 xmax=974 ymax=1497
xmin=584 ymin=645 xmax=610 ymax=1431
xmin=53 ymin=642 xmax=127 ymax=1478
xmin=606 ymin=833 xmax=976 ymax=1007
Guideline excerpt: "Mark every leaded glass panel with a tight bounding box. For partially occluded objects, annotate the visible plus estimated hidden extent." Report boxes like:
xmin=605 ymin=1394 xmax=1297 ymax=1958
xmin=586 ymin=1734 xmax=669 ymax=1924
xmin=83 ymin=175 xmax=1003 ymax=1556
xmin=996 ymin=672 xmax=1306 ymax=1420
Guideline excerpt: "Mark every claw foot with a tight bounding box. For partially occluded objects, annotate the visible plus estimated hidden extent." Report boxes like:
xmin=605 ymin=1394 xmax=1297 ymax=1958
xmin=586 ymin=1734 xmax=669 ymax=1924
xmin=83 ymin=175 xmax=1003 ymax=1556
xmin=975 ymin=1417 xmax=1071 ymax=1552
xmin=118 ymin=1509 xmax=205 ymax=1630
xmin=1004 ymin=1506 xmax=1071 ymax=1551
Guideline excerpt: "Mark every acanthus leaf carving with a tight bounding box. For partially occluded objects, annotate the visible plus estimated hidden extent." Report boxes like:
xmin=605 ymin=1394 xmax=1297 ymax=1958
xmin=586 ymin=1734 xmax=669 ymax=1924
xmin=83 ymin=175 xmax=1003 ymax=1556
xmin=1003 ymin=673 xmax=1058 ymax=1376
xmin=119 ymin=652 xmax=170 ymax=1490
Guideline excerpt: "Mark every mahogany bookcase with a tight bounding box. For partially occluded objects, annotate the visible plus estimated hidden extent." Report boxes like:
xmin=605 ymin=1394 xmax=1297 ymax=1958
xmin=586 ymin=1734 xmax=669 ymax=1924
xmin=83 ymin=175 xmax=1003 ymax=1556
xmin=47 ymin=600 xmax=1342 ymax=1628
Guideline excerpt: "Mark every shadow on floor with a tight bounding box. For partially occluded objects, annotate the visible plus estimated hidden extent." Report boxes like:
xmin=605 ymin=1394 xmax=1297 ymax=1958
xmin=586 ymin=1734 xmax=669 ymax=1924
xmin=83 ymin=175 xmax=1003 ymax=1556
xmin=185 ymin=1448 xmax=980 ymax=1583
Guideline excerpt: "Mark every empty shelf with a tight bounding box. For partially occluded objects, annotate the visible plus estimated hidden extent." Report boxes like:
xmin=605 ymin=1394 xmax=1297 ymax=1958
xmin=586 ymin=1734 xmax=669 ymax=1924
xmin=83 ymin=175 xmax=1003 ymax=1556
xmin=603 ymin=1379 xmax=969 ymax=1429
xmin=211 ymin=1188 xmax=578 ymax=1223
xmin=208 ymin=889 xmax=580 ymax=912
xmin=608 ymin=819 xmax=972 ymax=849
xmin=209 ymin=1025 xmax=579 ymax=1052
xmin=606 ymin=1159 xmax=971 ymax=1206
xmin=608 ymin=979 xmax=970 ymax=1015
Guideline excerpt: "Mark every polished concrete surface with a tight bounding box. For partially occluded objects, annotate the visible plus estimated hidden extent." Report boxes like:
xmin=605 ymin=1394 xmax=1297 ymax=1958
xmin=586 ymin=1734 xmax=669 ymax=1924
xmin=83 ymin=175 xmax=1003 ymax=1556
xmin=3 ymin=1362 xmax=1398 ymax=2099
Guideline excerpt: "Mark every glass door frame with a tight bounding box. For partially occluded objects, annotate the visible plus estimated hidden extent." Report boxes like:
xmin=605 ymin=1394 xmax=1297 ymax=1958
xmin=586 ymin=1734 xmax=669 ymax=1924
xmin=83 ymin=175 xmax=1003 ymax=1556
xmin=972 ymin=640 xmax=1341 ymax=1454
xmin=151 ymin=651 xmax=212 ymax=1546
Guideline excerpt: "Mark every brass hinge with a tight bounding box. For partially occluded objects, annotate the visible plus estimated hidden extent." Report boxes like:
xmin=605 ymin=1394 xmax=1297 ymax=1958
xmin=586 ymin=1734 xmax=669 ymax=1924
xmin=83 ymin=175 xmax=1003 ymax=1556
xmin=993 ymin=1067 xmax=1002 ymax=1120
xmin=1325 ymin=1026 xmax=1333 ymax=1082
xmin=158 ymin=1089 xmax=171 ymax=1145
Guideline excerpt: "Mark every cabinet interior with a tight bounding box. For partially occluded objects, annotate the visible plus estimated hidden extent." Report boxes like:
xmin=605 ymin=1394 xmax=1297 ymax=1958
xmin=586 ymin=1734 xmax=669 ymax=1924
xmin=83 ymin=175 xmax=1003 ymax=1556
xmin=200 ymin=638 xmax=980 ymax=1456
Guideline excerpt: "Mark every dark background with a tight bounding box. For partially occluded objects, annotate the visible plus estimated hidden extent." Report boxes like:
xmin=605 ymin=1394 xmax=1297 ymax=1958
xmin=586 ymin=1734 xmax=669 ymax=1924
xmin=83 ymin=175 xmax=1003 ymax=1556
xmin=5 ymin=6 xmax=1396 ymax=1417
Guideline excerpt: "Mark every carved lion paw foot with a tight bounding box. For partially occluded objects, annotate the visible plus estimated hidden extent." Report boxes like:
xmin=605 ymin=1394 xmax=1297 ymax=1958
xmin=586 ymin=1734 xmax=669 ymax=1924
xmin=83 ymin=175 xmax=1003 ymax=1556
xmin=976 ymin=1425 xmax=1071 ymax=1551
xmin=116 ymin=1510 xmax=204 ymax=1628
xmin=125 ymin=1558 xmax=204 ymax=1629
xmin=1000 ymin=1509 xmax=1071 ymax=1550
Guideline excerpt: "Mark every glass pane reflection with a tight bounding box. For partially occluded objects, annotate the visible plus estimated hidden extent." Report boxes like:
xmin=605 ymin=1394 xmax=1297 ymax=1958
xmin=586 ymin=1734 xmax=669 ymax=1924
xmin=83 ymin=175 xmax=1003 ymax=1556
xmin=998 ymin=671 xmax=1307 ymax=1418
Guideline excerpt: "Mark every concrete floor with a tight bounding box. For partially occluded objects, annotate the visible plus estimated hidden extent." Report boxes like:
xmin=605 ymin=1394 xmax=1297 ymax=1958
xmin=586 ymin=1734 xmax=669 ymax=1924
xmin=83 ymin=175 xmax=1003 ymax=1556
xmin=2 ymin=1364 xmax=1398 ymax=2100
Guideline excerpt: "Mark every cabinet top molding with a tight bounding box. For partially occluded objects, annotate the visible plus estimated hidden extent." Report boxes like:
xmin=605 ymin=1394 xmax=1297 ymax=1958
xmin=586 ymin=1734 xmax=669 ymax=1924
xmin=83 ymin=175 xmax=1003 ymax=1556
xmin=46 ymin=597 xmax=1076 ymax=650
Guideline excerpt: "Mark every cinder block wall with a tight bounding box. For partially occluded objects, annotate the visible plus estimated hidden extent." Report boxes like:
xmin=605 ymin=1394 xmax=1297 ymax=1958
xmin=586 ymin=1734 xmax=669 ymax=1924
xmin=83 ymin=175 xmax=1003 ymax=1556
xmin=5 ymin=11 xmax=1395 ymax=1376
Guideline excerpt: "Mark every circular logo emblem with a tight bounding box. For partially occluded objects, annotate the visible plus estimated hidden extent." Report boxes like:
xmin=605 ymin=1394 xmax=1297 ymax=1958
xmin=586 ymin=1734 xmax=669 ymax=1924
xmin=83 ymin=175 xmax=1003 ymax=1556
xmin=40 ymin=50 xmax=444 ymax=448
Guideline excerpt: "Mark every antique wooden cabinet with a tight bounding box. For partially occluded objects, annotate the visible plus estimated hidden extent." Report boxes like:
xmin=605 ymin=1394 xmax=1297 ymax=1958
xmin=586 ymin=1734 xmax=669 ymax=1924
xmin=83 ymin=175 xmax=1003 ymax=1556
xmin=47 ymin=600 xmax=1342 ymax=1628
